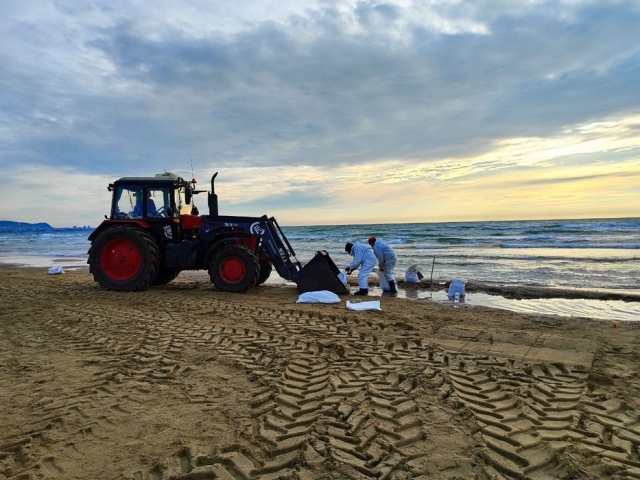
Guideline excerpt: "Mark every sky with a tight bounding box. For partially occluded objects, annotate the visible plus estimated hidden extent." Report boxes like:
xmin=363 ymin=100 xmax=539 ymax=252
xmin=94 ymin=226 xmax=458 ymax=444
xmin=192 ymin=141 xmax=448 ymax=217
xmin=1 ymin=0 xmax=639 ymax=227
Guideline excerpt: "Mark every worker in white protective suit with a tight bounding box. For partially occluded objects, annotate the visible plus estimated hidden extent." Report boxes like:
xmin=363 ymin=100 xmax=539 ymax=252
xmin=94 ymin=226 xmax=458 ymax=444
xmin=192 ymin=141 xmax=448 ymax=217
xmin=368 ymin=236 xmax=398 ymax=294
xmin=344 ymin=242 xmax=377 ymax=295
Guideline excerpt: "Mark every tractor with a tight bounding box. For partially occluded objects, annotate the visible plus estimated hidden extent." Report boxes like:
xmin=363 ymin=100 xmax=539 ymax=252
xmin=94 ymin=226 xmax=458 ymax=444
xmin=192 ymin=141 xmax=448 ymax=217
xmin=87 ymin=172 xmax=348 ymax=294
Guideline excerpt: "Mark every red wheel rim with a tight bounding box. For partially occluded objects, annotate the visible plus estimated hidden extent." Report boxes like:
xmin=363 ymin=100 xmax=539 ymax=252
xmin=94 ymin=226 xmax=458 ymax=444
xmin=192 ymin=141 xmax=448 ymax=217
xmin=219 ymin=256 xmax=246 ymax=284
xmin=100 ymin=238 xmax=141 ymax=281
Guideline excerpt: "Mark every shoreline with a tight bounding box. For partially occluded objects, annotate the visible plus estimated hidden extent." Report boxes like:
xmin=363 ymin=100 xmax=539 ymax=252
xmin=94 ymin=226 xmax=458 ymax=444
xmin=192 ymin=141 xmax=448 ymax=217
xmin=0 ymin=255 xmax=89 ymax=268
xmin=463 ymin=281 xmax=640 ymax=302
xmin=2 ymin=261 xmax=638 ymax=322
xmin=2 ymin=254 xmax=639 ymax=302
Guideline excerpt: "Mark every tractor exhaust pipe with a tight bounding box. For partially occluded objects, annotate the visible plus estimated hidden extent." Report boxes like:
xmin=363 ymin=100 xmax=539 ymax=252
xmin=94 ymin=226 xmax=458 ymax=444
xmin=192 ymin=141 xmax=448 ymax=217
xmin=208 ymin=172 xmax=219 ymax=216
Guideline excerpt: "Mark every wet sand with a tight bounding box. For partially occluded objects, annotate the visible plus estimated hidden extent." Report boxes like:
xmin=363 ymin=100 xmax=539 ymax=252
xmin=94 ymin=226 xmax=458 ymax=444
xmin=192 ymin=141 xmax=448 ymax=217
xmin=1 ymin=266 xmax=640 ymax=479
xmin=3 ymin=254 xmax=639 ymax=303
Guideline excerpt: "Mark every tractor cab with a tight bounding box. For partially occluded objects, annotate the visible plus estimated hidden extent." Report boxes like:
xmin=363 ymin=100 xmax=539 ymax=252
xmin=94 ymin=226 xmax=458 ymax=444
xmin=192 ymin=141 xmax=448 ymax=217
xmin=109 ymin=172 xmax=196 ymax=222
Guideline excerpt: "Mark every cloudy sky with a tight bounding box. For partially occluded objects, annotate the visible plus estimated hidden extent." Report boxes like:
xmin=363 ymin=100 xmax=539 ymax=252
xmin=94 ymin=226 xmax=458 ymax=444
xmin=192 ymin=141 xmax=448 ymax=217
xmin=1 ymin=0 xmax=639 ymax=227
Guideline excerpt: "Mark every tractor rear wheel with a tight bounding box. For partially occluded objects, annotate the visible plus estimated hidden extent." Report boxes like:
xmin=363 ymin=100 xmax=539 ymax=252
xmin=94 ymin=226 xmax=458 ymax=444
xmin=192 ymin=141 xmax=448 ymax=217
xmin=152 ymin=267 xmax=181 ymax=286
xmin=208 ymin=245 xmax=260 ymax=293
xmin=89 ymin=225 xmax=160 ymax=291
xmin=256 ymin=257 xmax=273 ymax=286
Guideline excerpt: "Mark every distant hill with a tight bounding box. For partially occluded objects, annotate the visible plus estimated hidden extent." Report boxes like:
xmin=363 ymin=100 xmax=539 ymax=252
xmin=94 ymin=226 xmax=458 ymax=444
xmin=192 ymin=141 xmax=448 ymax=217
xmin=0 ymin=221 xmax=54 ymax=232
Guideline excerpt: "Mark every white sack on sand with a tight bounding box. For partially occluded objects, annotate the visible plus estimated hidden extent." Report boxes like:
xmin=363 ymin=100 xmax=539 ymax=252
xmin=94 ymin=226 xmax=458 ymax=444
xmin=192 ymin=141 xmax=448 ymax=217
xmin=346 ymin=300 xmax=381 ymax=311
xmin=297 ymin=291 xmax=341 ymax=304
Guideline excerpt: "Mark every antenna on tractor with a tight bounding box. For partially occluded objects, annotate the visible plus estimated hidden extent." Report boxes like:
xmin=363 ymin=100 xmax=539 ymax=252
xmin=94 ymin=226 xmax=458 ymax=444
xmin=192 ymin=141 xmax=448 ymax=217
xmin=188 ymin=150 xmax=197 ymax=186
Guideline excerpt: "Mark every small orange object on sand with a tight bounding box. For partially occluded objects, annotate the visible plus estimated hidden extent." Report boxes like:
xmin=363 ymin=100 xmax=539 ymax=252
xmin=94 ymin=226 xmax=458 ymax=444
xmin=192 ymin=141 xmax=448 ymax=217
xmin=611 ymin=322 xmax=619 ymax=328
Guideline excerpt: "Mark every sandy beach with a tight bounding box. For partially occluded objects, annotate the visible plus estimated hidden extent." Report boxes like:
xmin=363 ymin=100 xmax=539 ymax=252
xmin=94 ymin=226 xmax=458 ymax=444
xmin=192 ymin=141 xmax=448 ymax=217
xmin=1 ymin=265 xmax=639 ymax=479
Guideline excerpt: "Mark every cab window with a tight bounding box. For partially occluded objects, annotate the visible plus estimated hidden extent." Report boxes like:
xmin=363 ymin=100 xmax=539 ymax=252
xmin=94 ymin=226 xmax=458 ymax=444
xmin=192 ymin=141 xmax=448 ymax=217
xmin=113 ymin=186 xmax=171 ymax=219
xmin=114 ymin=186 xmax=142 ymax=219
xmin=147 ymin=188 xmax=171 ymax=218
xmin=177 ymin=185 xmax=199 ymax=215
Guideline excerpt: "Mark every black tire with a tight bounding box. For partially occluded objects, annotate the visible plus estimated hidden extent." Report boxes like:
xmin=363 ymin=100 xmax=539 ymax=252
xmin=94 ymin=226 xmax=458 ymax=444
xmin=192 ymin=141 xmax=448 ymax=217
xmin=151 ymin=267 xmax=180 ymax=286
xmin=89 ymin=225 xmax=160 ymax=291
xmin=208 ymin=245 xmax=260 ymax=293
xmin=256 ymin=257 xmax=273 ymax=286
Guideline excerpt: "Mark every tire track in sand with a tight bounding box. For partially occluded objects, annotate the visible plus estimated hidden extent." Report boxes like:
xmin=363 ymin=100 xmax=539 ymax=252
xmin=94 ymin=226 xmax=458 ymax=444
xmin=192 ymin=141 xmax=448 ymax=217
xmin=196 ymin=307 xmax=640 ymax=479
xmin=3 ymin=286 xmax=640 ymax=479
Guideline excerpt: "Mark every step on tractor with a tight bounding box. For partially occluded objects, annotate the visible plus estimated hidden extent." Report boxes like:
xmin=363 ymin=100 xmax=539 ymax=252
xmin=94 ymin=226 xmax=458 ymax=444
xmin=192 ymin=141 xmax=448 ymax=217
xmin=88 ymin=172 xmax=348 ymax=294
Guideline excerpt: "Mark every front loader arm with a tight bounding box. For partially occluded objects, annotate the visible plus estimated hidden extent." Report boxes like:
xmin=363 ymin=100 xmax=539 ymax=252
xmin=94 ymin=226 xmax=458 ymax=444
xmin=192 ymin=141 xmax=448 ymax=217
xmin=256 ymin=216 xmax=302 ymax=281
xmin=257 ymin=216 xmax=348 ymax=294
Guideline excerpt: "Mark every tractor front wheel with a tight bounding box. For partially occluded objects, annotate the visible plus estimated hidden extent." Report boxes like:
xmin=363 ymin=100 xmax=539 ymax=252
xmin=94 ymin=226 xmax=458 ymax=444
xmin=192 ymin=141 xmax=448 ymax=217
xmin=256 ymin=257 xmax=273 ymax=286
xmin=208 ymin=245 xmax=260 ymax=293
xmin=89 ymin=226 xmax=160 ymax=291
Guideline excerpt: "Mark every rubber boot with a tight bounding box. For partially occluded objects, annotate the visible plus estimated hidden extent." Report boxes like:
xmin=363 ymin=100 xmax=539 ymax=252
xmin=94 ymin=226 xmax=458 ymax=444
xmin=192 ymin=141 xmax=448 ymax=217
xmin=388 ymin=281 xmax=398 ymax=294
xmin=354 ymin=288 xmax=369 ymax=296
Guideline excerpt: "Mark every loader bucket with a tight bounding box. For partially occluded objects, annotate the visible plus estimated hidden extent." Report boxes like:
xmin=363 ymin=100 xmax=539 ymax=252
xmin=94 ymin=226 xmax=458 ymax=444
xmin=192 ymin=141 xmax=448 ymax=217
xmin=295 ymin=250 xmax=349 ymax=294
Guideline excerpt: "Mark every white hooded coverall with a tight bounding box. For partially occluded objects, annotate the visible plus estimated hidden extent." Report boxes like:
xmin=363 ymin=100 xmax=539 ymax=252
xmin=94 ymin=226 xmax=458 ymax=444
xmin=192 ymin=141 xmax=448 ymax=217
xmin=347 ymin=243 xmax=377 ymax=289
xmin=372 ymin=240 xmax=397 ymax=282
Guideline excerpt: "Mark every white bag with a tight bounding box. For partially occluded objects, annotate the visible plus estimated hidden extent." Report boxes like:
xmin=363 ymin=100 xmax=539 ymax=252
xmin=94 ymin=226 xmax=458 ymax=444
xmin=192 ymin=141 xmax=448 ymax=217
xmin=405 ymin=264 xmax=422 ymax=283
xmin=346 ymin=300 xmax=381 ymax=311
xmin=447 ymin=277 xmax=466 ymax=298
xmin=404 ymin=271 xmax=420 ymax=283
xmin=48 ymin=266 xmax=64 ymax=275
xmin=337 ymin=270 xmax=348 ymax=286
xmin=296 ymin=290 xmax=341 ymax=304
xmin=377 ymin=271 xmax=390 ymax=291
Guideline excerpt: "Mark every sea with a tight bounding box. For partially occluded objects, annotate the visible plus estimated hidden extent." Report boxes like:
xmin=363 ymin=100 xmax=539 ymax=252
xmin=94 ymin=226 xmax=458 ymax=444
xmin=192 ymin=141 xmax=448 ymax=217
xmin=1 ymin=218 xmax=639 ymax=322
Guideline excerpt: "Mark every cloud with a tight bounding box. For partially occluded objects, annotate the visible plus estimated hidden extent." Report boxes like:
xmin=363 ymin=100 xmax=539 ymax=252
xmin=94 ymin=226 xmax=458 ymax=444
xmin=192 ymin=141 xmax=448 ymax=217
xmin=1 ymin=111 xmax=639 ymax=226
xmin=1 ymin=1 xmax=639 ymax=225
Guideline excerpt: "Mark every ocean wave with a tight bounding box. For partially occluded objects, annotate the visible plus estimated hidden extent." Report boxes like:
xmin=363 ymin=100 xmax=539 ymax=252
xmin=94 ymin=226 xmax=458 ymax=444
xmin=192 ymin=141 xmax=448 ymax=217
xmin=435 ymin=237 xmax=481 ymax=245
xmin=284 ymin=234 xmax=330 ymax=241
xmin=519 ymin=234 xmax=557 ymax=241
xmin=398 ymin=251 xmax=640 ymax=264
xmin=502 ymin=243 xmax=640 ymax=249
xmin=557 ymin=220 xmax=640 ymax=230
xmin=387 ymin=237 xmax=409 ymax=245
